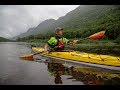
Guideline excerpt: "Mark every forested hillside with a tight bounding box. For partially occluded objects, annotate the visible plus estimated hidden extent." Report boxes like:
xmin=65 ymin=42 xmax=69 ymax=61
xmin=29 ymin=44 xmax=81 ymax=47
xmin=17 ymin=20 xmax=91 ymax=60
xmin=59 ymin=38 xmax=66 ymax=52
xmin=16 ymin=5 xmax=120 ymax=42
xmin=0 ymin=37 xmax=11 ymax=42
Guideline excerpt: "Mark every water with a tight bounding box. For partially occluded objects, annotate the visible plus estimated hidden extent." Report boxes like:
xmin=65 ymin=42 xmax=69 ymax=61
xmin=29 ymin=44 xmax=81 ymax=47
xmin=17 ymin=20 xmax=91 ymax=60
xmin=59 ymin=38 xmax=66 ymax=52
xmin=0 ymin=42 xmax=120 ymax=85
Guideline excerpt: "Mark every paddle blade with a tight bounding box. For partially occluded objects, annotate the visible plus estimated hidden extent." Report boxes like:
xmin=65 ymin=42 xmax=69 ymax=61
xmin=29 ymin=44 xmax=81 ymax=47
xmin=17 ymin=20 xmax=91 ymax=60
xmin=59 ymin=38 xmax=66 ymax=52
xmin=88 ymin=31 xmax=105 ymax=40
xmin=19 ymin=54 xmax=34 ymax=60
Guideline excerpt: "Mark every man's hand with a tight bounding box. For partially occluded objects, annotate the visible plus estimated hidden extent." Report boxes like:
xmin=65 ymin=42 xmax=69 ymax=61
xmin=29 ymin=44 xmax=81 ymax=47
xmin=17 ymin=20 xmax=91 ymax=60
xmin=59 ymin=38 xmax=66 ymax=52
xmin=43 ymin=49 xmax=49 ymax=53
xmin=73 ymin=40 xmax=79 ymax=44
xmin=44 ymin=43 xmax=49 ymax=53
xmin=68 ymin=40 xmax=79 ymax=46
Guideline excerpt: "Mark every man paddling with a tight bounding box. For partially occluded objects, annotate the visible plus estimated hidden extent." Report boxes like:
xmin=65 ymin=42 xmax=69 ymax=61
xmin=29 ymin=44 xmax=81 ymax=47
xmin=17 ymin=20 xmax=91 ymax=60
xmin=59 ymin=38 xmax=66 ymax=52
xmin=44 ymin=27 xmax=78 ymax=52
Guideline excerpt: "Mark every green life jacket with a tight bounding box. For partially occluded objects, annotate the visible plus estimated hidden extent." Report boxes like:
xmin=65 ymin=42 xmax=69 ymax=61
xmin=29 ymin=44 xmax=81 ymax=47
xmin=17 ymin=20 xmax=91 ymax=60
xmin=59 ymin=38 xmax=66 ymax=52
xmin=47 ymin=36 xmax=69 ymax=49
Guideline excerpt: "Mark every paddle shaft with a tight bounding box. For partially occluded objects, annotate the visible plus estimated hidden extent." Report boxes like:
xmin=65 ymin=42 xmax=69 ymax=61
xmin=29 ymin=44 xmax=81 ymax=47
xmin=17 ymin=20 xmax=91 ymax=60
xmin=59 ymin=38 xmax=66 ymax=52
xmin=32 ymin=31 xmax=104 ymax=54
xmin=21 ymin=31 xmax=105 ymax=58
xmin=66 ymin=37 xmax=89 ymax=46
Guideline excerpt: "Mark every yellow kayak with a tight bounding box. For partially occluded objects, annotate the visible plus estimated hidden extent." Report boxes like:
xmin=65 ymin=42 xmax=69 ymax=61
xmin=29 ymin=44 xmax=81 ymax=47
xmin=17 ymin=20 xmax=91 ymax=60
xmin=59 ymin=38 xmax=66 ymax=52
xmin=32 ymin=47 xmax=120 ymax=67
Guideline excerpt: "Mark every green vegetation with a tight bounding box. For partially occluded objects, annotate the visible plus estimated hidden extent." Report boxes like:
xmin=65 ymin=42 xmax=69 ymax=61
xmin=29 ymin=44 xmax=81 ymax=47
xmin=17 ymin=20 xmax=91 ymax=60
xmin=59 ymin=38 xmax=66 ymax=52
xmin=16 ymin=5 xmax=120 ymax=56
xmin=17 ymin=5 xmax=120 ymax=41
xmin=0 ymin=37 xmax=12 ymax=42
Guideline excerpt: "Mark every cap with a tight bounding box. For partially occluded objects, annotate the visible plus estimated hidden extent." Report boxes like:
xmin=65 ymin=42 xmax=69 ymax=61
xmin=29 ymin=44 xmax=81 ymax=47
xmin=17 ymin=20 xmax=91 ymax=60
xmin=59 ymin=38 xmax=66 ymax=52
xmin=55 ymin=27 xmax=63 ymax=32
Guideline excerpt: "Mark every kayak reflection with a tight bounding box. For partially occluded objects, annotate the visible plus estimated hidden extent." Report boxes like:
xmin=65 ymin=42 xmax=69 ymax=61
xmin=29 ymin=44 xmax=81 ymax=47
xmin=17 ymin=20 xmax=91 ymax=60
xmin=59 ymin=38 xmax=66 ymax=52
xmin=47 ymin=59 xmax=120 ymax=85
xmin=47 ymin=62 xmax=68 ymax=84
xmin=19 ymin=56 xmax=120 ymax=85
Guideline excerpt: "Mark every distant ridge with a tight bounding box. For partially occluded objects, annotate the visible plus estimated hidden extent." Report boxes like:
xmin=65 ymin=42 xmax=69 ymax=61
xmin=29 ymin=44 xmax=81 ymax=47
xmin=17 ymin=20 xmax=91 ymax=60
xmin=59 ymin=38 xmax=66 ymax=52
xmin=13 ymin=5 xmax=120 ymax=40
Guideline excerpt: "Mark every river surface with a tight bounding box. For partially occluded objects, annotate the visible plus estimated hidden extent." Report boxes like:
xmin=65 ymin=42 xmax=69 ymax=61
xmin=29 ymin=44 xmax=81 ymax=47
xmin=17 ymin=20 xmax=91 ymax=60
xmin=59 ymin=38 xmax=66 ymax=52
xmin=0 ymin=42 xmax=120 ymax=85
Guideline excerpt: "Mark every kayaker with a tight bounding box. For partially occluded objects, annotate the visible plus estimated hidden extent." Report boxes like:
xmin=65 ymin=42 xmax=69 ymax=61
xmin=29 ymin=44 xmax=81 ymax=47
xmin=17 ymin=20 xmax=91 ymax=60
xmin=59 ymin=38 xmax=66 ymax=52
xmin=44 ymin=27 xmax=78 ymax=52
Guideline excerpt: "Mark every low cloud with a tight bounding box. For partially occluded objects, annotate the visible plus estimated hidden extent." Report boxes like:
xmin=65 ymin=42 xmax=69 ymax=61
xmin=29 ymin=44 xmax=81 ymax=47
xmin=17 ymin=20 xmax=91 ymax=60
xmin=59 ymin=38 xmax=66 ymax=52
xmin=0 ymin=5 xmax=79 ymax=38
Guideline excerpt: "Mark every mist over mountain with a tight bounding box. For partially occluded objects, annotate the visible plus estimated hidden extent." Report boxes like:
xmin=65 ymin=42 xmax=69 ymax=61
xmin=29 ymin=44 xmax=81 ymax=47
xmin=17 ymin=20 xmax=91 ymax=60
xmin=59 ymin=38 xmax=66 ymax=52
xmin=13 ymin=5 xmax=120 ymax=40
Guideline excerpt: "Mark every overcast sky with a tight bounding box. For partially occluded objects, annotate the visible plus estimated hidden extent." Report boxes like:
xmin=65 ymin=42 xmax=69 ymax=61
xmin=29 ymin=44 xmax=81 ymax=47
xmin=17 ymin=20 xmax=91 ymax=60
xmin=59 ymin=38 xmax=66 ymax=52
xmin=0 ymin=5 xmax=79 ymax=38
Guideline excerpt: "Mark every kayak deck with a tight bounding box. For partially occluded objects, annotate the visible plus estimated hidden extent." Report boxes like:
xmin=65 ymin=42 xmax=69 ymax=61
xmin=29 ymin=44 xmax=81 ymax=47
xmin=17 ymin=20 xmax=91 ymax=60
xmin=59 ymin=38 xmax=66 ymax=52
xmin=32 ymin=47 xmax=120 ymax=67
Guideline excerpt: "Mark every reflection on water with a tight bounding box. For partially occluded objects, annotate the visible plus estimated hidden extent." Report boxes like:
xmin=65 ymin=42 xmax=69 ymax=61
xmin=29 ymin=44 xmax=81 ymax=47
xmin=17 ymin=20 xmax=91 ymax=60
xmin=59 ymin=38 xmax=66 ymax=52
xmin=0 ymin=42 xmax=120 ymax=85
xmin=46 ymin=59 xmax=120 ymax=85
xmin=22 ymin=56 xmax=120 ymax=85
xmin=20 ymin=53 xmax=120 ymax=85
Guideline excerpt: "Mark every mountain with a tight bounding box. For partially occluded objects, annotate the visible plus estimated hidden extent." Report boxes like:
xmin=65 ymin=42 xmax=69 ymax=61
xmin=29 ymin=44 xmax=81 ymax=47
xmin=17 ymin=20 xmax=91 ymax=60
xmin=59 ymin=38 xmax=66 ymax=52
xmin=13 ymin=27 xmax=35 ymax=40
xmin=0 ymin=37 xmax=12 ymax=42
xmin=13 ymin=19 xmax=56 ymax=39
xmin=14 ymin=5 xmax=120 ymax=40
